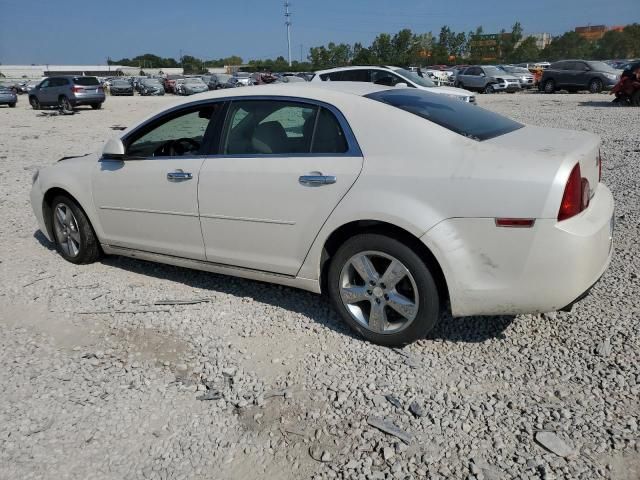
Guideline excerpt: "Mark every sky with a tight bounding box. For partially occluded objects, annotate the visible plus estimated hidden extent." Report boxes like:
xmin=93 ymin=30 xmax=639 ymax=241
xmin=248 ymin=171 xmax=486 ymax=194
xmin=0 ymin=0 xmax=638 ymax=65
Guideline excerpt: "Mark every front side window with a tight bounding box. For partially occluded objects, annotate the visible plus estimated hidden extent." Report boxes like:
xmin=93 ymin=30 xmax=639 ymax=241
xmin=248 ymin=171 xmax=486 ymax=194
xmin=340 ymin=70 xmax=370 ymax=82
xmin=40 ymin=79 xmax=51 ymax=88
xmin=392 ymin=68 xmax=436 ymax=87
xmin=371 ymin=70 xmax=406 ymax=87
xmin=126 ymin=104 xmax=223 ymax=158
xmin=223 ymin=100 xmax=349 ymax=155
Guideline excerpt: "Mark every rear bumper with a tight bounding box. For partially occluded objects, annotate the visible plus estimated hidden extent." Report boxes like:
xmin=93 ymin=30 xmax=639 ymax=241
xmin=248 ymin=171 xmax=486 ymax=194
xmin=72 ymin=93 xmax=106 ymax=105
xmin=421 ymin=184 xmax=614 ymax=316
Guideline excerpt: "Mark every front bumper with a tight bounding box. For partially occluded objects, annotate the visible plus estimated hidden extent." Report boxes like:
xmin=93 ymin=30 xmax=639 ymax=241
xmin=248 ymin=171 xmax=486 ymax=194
xmin=421 ymin=184 xmax=614 ymax=316
xmin=494 ymin=82 xmax=521 ymax=92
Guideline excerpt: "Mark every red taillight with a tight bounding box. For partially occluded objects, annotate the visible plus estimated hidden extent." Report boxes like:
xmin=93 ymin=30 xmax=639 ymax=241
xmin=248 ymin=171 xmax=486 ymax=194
xmin=72 ymin=86 xmax=82 ymax=93
xmin=558 ymin=163 xmax=589 ymax=221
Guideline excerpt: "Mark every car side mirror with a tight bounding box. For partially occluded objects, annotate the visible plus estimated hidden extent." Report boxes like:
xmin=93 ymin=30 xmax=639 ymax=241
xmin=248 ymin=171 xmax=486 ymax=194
xmin=102 ymin=137 xmax=125 ymax=160
xmin=394 ymin=82 xmax=409 ymax=88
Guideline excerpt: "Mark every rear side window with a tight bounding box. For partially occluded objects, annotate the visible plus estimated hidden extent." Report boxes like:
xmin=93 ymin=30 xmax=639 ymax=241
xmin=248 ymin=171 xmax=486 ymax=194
xmin=340 ymin=70 xmax=370 ymax=82
xmin=366 ymin=89 xmax=523 ymax=141
xmin=73 ymin=76 xmax=100 ymax=86
xmin=320 ymin=72 xmax=343 ymax=81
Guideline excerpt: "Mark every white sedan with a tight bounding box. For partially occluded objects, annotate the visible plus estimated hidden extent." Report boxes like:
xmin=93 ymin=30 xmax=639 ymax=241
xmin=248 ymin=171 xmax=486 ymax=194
xmin=30 ymin=83 xmax=614 ymax=346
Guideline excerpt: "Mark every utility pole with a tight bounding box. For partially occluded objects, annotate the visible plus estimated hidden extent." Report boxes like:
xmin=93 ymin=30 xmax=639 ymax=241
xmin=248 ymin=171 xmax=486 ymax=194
xmin=284 ymin=1 xmax=292 ymax=67
xmin=300 ymin=44 xmax=303 ymax=63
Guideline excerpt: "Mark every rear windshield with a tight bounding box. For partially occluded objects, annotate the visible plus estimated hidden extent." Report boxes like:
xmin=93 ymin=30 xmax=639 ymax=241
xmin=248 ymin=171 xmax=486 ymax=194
xmin=73 ymin=76 xmax=100 ymax=86
xmin=365 ymin=89 xmax=523 ymax=141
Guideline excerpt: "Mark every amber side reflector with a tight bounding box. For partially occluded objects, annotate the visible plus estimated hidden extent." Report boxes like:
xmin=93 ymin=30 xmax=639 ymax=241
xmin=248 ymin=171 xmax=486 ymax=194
xmin=495 ymin=218 xmax=536 ymax=228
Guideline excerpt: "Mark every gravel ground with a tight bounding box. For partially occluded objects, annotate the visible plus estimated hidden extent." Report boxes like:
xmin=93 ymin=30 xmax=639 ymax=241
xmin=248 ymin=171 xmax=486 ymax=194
xmin=0 ymin=92 xmax=638 ymax=480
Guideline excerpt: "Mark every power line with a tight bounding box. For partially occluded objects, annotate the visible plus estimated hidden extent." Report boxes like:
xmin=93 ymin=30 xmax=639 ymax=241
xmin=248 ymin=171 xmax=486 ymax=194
xmin=284 ymin=1 xmax=292 ymax=67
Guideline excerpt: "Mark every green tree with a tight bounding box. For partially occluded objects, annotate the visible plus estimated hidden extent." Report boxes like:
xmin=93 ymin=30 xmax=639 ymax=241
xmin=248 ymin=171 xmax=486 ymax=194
xmin=510 ymin=36 xmax=540 ymax=63
xmin=543 ymin=31 xmax=595 ymax=61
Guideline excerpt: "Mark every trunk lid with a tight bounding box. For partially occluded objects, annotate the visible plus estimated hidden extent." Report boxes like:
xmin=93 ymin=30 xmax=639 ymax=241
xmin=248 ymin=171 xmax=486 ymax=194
xmin=486 ymin=125 xmax=600 ymax=191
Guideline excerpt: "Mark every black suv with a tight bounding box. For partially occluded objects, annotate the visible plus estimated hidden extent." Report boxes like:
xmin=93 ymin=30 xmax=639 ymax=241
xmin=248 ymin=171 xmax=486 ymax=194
xmin=539 ymin=60 xmax=620 ymax=94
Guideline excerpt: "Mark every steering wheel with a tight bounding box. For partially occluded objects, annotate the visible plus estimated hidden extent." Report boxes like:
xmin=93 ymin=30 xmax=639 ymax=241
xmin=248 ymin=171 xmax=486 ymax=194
xmin=153 ymin=137 xmax=201 ymax=157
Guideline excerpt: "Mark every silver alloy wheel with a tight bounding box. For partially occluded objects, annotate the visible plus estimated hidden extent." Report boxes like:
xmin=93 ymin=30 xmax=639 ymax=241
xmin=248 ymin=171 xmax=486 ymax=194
xmin=53 ymin=203 xmax=81 ymax=257
xmin=60 ymin=96 xmax=72 ymax=111
xmin=339 ymin=251 xmax=419 ymax=334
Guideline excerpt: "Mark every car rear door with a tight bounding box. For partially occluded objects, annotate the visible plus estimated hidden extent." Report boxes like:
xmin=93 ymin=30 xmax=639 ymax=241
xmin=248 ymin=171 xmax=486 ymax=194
xmin=198 ymin=98 xmax=363 ymax=276
xmin=92 ymin=102 xmax=224 ymax=260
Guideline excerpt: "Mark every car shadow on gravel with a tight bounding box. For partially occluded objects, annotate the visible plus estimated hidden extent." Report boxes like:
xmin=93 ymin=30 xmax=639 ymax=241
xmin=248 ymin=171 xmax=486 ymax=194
xmin=33 ymin=230 xmax=55 ymax=251
xmin=99 ymin=254 xmax=515 ymax=345
xmin=577 ymin=100 xmax=621 ymax=107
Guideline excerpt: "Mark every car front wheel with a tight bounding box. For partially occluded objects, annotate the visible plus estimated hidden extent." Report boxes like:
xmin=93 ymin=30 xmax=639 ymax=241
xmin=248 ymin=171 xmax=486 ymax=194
xmin=51 ymin=195 xmax=101 ymax=264
xmin=543 ymin=79 xmax=556 ymax=93
xmin=589 ymin=78 xmax=603 ymax=94
xmin=328 ymin=234 xmax=440 ymax=347
xmin=29 ymin=96 xmax=40 ymax=109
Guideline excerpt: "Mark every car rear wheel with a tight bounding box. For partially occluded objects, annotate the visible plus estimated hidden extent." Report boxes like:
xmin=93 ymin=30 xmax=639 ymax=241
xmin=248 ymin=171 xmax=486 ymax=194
xmin=91 ymin=103 xmax=102 ymax=110
xmin=9 ymin=102 xmax=16 ymax=108
xmin=631 ymin=90 xmax=640 ymax=107
xmin=29 ymin=96 xmax=40 ymax=110
xmin=543 ymin=79 xmax=556 ymax=94
xmin=59 ymin=96 xmax=73 ymax=111
xmin=328 ymin=234 xmax=440 ymax=347
xmin=589 ymin=79 xmax=603 ymax=94
xmin=50 ymin=195 xmax=101 ymax=264
xmin=484 ymin=84 xmax=495 ymax=94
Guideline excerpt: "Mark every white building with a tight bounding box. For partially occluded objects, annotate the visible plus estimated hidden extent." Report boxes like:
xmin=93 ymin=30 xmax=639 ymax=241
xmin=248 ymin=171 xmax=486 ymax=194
xmin=522 ymin=33 xmax=552 ymax=50
xmin=0 ymin=65 xmax=163 ymax=80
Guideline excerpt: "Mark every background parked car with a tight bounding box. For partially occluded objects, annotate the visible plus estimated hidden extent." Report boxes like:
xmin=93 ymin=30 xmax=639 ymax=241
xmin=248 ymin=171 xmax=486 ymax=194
xmin=0 ymin=86 xmax=18 ymax=107
xmin=207 ymin=73 xmax=231 ymax=90
xmin=109 ymin=78 xmax=134 ymax=96
xmin=224 ymin=73 xmax=252 ymax=88
xmin=455 ymin=66 xmax=521 ymax=93
xmin=539 ymin=60 xmax=620 ymax=94
xmin=163 ymin=75 xmax=184 ymax=94
xmin=499 ymin=65 xmax=535 ymax=89
xmin=139 ymin=78 xmax=165 ymax=96
xmin=312 ymin=66 xmax=475 ymax=102
xmin=29 ymin=76 xmax=105 ymax=110
xmin=176 ymin=77 xmax=208 ymax=95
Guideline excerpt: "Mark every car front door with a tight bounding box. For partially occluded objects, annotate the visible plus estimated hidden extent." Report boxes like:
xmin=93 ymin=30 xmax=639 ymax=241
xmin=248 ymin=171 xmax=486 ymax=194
xmin=92 ymin=102 xmax=224 ymax=260
xmin=198 ymin=98 xmax=363 ymax=276
xmin=573 ymin=62 xmax=590 ymax=88
xmin=37 ymin=79 xmax=53 ymax=104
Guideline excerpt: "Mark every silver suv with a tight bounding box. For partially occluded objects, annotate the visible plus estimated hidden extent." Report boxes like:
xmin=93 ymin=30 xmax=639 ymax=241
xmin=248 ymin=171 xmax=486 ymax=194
xmin=29 ymin=76 xmax=106 ymax=110
xmin=456 ymin=66 xmax=521 ymax=94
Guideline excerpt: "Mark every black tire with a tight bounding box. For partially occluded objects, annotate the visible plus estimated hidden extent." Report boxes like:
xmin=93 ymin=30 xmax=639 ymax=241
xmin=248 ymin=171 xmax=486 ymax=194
xmin=631 ymin=90 xmax=640 ymax=107
xmin=9 ymin=102 xmax=16 ymax=108
xmin=543 ymin=79 xmax=555 ymax=94
xmin=328 ymin=234 xmax=440 ymax=347
xmin=59 ymin=95 xmax=73 ymax=111
xmin=589 ymin=78 xmax=603 ymax=94
xmin=50 ymin=195 xmax=101 ymax=265
xmin=29 ymin=96 xmax=40 ymax=110
xmin=484 ymin=84 xmax=495 ymax=94
xmin=91 ymin=103 xmax=102 ymax=110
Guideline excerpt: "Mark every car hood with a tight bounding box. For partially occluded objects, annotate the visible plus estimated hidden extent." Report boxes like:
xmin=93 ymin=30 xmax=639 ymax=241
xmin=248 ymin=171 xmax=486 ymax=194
xmin=493 ymin=74 xmax=519 ymax=81
xmin=420 ymin=85 xmax=474 ymax=98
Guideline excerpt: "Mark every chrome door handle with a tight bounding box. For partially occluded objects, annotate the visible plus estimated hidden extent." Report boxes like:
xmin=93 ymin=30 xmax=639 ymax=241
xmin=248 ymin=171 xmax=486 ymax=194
xmin=299 ymin=174 xmax=337 ymax=187
xmin=167 ymin=170 xmax=193 ymax=181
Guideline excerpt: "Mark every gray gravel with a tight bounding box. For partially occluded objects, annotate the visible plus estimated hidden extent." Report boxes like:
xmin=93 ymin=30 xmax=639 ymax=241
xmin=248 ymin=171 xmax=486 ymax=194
xmin=0 ymin=92 xmax=638 ymax=480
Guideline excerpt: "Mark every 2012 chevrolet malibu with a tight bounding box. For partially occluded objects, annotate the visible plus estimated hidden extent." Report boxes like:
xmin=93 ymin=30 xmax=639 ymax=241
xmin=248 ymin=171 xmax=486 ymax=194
xmin=30 ymin=83 xmax=614 ymax=346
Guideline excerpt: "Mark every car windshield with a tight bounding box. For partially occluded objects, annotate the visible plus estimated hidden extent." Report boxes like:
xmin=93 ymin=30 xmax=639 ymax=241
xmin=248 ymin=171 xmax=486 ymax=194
xmin=185 ymin=78 xmax=205 ymax=84
xmin=366 ymin=88 xmax=523 ymax=141
xmin=144 ymin=79 xmax=162 ymax=85
xmin=587 ymin=61 xmax=617 ymax=73
xmin=483 ymin=67 xmax=504 ymax=77
xmin=235 ymin=72 xmax=250 ymax=78
xmin=0 ymin=86 xmax=12 ymax=93
xmin=392 ymin=68 xmax=435 ymax=87
xmin=503 ymin=66 xmax=530 ymax=74
xmin=113 ymin=80 xmax=130 ymax=86
xmin=73 ymin=76 xmax=100 ymax=86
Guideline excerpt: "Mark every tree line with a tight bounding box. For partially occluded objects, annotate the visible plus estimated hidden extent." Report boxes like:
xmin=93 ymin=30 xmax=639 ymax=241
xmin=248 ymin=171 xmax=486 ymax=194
xmin=108 ymin=22 xmax=640 ymax=73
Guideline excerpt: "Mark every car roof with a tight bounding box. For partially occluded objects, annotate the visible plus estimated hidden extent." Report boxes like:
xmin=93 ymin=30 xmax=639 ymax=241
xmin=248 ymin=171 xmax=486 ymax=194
xmin=314 ymin=65 xmax=398 ymax=74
